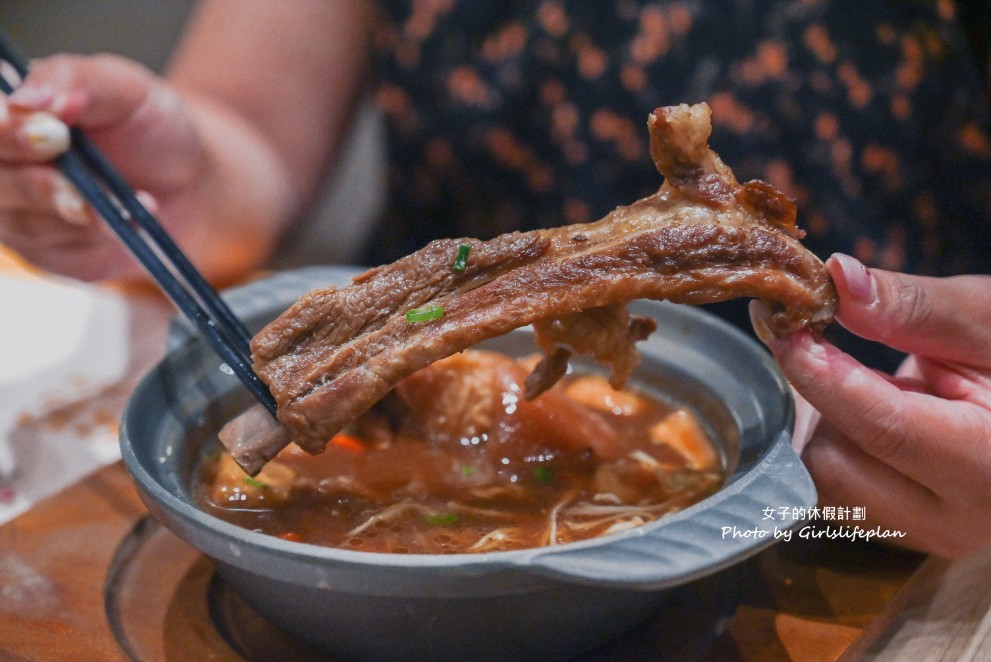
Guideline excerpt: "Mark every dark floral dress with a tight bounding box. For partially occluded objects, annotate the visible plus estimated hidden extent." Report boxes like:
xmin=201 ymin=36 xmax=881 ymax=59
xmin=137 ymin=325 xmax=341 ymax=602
xmin=367 ymin=0 xmax=991 ymax=367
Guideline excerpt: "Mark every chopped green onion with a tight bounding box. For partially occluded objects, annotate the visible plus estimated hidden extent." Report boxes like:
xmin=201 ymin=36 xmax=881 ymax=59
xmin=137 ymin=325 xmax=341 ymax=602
xmin=532 ymin=466 xmax=554 ymax=484
xmin=406 ymin=305 xmax=445 ymax=323
xmin=452 ymin=243 xmax=472 ymax=272
xmin=460 ymin=465 xmax=476 ymax=476
xmin=244 ymin=476 xmax=269 ymax=489
xmin=424 ymin=512 xmax=459 ymax=526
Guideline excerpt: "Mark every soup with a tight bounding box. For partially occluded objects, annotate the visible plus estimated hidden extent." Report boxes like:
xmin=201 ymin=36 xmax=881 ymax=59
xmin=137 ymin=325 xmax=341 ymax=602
xmin=195 ymin=350 xmax=724 ymax=553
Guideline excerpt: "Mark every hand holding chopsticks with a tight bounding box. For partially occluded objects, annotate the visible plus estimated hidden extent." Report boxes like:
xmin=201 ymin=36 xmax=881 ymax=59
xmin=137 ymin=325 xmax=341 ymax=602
xmin=0 ymin=35 xmax=277 ymax=416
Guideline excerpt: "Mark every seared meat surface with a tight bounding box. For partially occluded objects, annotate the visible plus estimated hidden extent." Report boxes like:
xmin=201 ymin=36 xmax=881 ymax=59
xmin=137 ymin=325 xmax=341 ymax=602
xmin=222 ymin=103 xmax=836 ymax=473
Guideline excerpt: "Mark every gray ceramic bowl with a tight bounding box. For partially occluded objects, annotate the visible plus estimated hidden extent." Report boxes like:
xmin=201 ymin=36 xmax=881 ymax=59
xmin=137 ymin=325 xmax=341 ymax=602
xmin=120 ymin=266 xmax=816 ymax=661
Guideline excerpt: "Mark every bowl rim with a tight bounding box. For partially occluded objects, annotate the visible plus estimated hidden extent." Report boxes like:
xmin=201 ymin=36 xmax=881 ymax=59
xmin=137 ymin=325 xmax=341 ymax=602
xmin=121 ymin=266 xmax=816 ymax=590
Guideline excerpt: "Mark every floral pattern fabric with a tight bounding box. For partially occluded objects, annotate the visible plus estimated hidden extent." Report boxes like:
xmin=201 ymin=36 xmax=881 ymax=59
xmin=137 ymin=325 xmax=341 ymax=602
xmin=366 ymin=0 xmax=991 ymax=363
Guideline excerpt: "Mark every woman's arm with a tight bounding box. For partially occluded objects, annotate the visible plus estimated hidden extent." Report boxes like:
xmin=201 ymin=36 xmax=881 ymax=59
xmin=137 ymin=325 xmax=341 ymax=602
xmin=0 ymin=0 xmax=371 ymax=283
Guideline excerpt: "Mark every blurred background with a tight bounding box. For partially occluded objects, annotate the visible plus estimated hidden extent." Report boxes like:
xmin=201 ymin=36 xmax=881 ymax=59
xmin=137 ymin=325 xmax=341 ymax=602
xmin=0 ymin=0 xmax=196 ymax=71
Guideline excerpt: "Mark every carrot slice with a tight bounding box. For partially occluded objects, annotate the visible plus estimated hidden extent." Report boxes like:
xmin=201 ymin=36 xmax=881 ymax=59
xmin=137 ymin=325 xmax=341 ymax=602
xmin=329 ymin=433 xmax=366 ymax=454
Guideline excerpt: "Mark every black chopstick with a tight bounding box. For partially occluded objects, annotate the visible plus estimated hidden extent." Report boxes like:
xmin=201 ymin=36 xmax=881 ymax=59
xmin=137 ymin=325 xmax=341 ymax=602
xmin=0 ymin=35 xmax=277 ymax=416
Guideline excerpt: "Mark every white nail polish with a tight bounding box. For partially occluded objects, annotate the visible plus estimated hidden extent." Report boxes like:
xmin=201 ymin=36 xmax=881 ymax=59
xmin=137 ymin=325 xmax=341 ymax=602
xmin=52 ymin=177 xmax=89 ymax=225
xmin=9 ymin=83 xmax=54 ymax=109
xmin=135 ymin=189 xmax=160 ymax=215
xmin=21 ymin=113 xmax=70 ymax=155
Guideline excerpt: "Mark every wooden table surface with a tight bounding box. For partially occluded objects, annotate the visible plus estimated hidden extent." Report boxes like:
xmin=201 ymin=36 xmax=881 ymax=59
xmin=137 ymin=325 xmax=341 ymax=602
xmin=5 ymin=459 xmax=987 ymax=662
xmin=2 ymin=253 xmax=989 ymax=660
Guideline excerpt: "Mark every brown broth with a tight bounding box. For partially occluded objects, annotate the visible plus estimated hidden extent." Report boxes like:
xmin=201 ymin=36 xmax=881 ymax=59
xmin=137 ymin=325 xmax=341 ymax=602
xmin=195 ymin=351 xmax=724 ymax=553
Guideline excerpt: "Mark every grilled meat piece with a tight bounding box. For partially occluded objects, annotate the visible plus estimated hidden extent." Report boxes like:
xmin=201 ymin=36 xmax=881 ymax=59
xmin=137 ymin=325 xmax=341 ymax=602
xmin=222 ymin=102 xmax=836 ymax=473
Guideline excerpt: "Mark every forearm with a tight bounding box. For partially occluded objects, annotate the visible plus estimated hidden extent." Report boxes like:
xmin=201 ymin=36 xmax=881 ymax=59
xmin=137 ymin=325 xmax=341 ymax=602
xmin=161 ymin=90 xmax=298 ymax=285
xmin=164 ymin=0 xmax=373 ymax=281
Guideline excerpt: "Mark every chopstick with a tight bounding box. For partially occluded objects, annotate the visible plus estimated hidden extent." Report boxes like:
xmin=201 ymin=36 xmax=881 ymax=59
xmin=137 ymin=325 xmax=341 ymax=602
xmin=0 ymin=35 xmax=278 ymax=416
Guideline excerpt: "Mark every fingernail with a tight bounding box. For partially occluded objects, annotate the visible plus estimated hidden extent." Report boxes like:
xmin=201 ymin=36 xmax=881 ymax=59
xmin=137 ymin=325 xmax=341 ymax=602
xmin=135 ymin=190 xmax=160 ymax=215
xmin=830 ymin=253 xmax=877 ymax=305
xmin=748 ymin=300 xmax=777 ymax=346
xmin=52 ymin=175 xmax=90 ymax=225
xmin=795 ymin=329 xmax=828 ymax=361
xmin=9 ymin=84 xmax=55 ymax=110
xmin=19 ymin=112 xmax=70 ymax=156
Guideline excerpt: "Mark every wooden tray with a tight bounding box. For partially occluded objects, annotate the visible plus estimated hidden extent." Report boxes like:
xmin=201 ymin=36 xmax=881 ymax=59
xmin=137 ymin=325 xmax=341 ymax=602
xmin=5 ymin=460 xmax=987 ymax=661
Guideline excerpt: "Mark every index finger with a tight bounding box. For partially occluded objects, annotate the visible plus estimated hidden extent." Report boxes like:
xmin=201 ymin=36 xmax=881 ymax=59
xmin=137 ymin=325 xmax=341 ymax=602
xmin=828 ymin=254 xmax=991 ymax=368
xmin=768 ymin=329 xmax=989 ymax=493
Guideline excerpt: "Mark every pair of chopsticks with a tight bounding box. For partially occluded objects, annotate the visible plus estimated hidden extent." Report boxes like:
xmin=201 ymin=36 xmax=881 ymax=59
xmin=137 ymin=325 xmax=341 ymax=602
xmin=0 ymin=35 xmax=277 ymax=416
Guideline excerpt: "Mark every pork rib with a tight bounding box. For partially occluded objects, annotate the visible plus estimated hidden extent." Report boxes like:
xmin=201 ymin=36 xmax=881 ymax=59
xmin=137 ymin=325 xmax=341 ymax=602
xmin=223 ymin=103 xmax=837 ymax=473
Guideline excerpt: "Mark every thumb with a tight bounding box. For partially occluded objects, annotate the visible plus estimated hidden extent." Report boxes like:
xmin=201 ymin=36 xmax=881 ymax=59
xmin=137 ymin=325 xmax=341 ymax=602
xmin=9 ymin=53 xmax=200 ymax=190
xmin=9 ymin=53 xmax=156 ymax=129
xmin=827 ymin=253 xmax=991 ymax=367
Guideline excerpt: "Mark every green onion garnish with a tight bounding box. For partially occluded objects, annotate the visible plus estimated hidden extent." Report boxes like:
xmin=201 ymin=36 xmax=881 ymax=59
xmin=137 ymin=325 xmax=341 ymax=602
xmin=460 ymin=465 xmax=476 ymax=476
xmin=452 ymin=243 xmax=472 ymax=272
xmin=532 ymin=466 xmax=554 ymax=484
xmin=244 ymin=476 xmax=269 ymax=489
xmin=424 ymin=512 xmax=459 ymax=526
xmin=405 ymin=305 xmax=445 ymax=323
